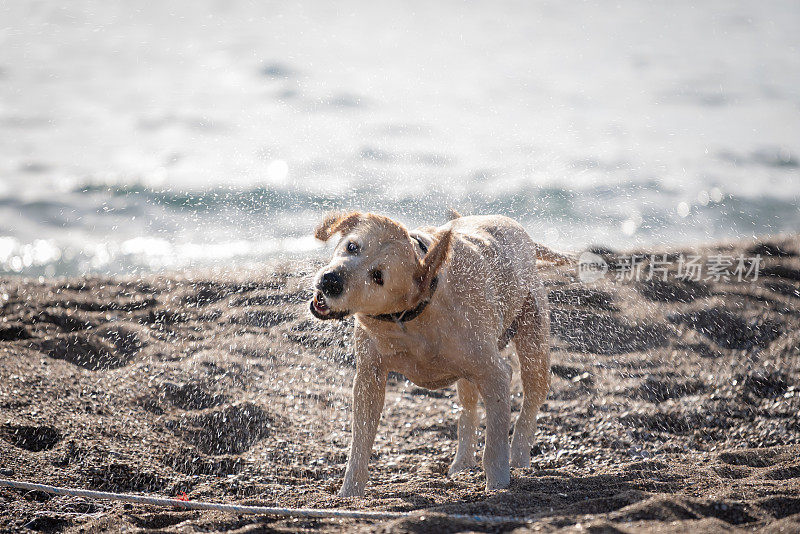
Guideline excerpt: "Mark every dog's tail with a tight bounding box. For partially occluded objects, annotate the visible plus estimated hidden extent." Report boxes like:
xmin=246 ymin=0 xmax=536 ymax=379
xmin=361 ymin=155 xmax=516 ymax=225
xmin=533 ymin=244 xmax=575 ymax=266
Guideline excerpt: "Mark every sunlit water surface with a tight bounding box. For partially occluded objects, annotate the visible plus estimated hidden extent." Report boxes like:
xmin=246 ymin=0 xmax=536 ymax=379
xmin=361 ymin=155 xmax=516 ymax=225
xmin=1 ymin=1 xmax=798 ymax=276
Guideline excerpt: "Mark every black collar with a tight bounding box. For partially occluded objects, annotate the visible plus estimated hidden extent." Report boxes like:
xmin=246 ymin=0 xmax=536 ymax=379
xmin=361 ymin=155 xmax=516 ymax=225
xmin=367 ymin=234 xmax=436 ymax=324
xmin=367 ymin=276 xmax=438 ymax=323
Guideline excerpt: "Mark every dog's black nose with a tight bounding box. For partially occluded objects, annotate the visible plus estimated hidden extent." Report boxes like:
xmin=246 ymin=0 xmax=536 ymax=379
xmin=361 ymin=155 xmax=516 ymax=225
xmin=320 ymin=271 xmax=344 ymax=298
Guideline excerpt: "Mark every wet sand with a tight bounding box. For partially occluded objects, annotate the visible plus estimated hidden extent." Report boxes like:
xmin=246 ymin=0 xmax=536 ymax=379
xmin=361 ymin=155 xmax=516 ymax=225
xmin=1 ymin=235 xmax=799 ymax=533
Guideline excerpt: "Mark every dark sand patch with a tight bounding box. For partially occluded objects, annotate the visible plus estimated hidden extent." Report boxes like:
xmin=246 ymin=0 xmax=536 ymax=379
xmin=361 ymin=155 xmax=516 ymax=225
xmin=551 ymin=309 xmax=671 ymax=354
xmin=38 ymin=333 xmax=130 ymax=370
xmin=0 ymin=323 xmax=32 ymax=341
xmin=668 ymin=307 xmax=782 ymax=350
xmin=165 ymin=403 xmax=280 ymax=455
xmin=637 ymin=278 xmax=711 ymax=303
xmin=1 ymin=424 xmax=61 ymax=452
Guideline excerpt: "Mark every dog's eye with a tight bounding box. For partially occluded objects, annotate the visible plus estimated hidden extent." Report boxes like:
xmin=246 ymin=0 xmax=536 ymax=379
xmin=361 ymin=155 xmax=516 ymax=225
xmin=371 ymin=269 xmax=384 ymax=285
xmin=346 ymin=241 xmax=360 ymax=254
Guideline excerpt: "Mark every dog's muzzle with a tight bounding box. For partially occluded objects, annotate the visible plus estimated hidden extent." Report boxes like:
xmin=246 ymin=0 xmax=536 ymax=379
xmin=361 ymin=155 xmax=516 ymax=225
xmin=310 ymin=291 xmax=350 ymax=321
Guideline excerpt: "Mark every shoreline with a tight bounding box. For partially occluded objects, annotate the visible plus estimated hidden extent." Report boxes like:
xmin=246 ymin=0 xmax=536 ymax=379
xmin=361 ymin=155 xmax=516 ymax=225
xmin=4 ymin=229 xmax=800 ymax=281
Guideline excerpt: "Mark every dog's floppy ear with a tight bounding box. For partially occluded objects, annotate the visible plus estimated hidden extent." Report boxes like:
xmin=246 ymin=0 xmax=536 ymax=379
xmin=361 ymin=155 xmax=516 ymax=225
xmin=315 ymin=212 xmax=362 ymax=241
xmin=414 ymin=229 xmax=452 ymax=299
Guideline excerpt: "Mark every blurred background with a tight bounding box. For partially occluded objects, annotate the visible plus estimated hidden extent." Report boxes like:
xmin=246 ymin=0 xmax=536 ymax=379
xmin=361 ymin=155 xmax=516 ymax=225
xmin=1 ymin=0 xmax=798 ymax=277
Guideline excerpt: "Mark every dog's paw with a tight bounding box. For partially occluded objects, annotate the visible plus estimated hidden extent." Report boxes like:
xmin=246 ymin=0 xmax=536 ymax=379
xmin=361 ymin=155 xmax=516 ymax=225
xmin=337 ymin=485 xmax=365 ymax=498
xmin=484 ymin=470 xmax=511 ymax=492
xmin=448 ymin=457 xmax=477 ymax=475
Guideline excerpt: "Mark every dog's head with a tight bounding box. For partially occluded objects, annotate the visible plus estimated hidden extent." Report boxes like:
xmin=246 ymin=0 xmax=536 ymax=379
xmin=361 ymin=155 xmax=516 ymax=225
xmin=310 ymin=212 xmax=451 ymax=320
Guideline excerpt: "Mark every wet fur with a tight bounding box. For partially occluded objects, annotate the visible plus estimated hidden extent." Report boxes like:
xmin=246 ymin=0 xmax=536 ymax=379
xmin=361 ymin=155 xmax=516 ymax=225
xmin=311 ymin=212 xmax=568 ymax=496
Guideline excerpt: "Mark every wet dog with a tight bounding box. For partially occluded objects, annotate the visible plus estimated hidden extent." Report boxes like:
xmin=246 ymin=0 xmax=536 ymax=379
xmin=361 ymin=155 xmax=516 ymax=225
xmin=310 ymin=212 xmax=570 ymax=496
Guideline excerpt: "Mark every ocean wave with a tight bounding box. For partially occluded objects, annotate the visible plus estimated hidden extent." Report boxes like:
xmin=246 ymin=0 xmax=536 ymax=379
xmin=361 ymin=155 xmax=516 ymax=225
xmin=70 ymin=180 xmax=672 ymax=220
xmin=68 ymin=181 xmax=800 ymax=235
xmin=0 ymin=180 xmax=796 ymax=277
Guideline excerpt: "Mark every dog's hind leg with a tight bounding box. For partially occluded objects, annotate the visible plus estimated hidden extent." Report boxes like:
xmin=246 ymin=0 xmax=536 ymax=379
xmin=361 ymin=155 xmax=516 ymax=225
xmin=449 ymin=378 xmax=480 ymax=474
xmin=510 ymin=285 xmax=551 ymax=468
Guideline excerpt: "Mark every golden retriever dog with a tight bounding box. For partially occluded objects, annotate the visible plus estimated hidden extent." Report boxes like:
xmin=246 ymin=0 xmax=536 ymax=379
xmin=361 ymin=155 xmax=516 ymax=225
xmin=310 ymin=211 xmax=570 ymax=497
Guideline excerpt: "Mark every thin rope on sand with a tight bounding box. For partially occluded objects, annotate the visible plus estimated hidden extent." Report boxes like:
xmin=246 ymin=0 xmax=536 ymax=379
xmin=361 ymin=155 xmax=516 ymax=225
xmin=0 ymin=478 xmax=528 ymax=525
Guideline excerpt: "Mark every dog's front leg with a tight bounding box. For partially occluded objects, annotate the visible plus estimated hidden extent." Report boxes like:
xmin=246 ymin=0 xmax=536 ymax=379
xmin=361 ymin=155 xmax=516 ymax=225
xmin=339 ymin=360 xmax=386 ymax=497
xmin=476 ymin=361 xmax=512 ymax=492
xmin=449 ymin=378 xmax=479 ymax=474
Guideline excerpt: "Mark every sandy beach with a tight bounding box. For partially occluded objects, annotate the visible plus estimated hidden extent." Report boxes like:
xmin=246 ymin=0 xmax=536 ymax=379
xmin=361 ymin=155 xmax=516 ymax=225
xmin=0 ymin=234 xmax=798 ymax=533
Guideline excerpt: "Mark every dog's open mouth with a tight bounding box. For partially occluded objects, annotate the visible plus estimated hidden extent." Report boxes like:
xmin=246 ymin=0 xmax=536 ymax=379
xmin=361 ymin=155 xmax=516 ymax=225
xmin=312 ymin=292 xmax=331 ymax=316
xmin=310 ymin=292 xmax=349 ymax=320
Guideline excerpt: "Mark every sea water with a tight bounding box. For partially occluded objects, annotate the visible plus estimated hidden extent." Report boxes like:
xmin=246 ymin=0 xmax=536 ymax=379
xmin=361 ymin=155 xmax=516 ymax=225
xmin=1 ymin=1 xmax=798 ymax=276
